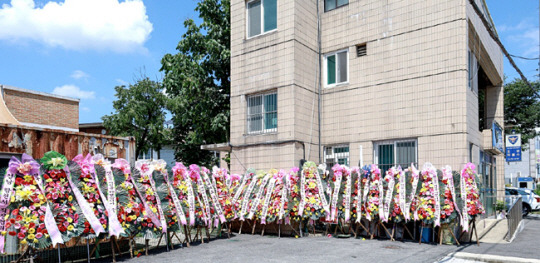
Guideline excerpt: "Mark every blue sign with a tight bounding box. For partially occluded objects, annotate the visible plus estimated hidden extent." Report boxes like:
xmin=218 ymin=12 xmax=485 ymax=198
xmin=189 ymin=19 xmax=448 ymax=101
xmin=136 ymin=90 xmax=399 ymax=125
xmin=506 ymin=134 xmax=522 ymax=162
xmin=492 ymin=122 xmax=504 ymax=153
xmin=506 ymin=147 xmax=522 ymax=162
xmin=518 ymin=177 xmax=534 ymax=182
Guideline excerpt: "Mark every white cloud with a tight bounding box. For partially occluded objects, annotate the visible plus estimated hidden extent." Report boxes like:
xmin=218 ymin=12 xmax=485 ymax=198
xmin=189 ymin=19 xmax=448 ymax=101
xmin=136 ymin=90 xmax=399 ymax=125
xmin=52 ymin=84 xmax=95 ymax=99
xmin=81 ymin=106 xmax=90 ymax=112
xmin=115 ymin=78 xmax=128 ymax=85
xmin=71 ymin=70 xmax=89 ymax=80
xmin=501 ymin=19 xmax=539 ymax=58
xmin=0 ymin=0 xmax=153 ymax=52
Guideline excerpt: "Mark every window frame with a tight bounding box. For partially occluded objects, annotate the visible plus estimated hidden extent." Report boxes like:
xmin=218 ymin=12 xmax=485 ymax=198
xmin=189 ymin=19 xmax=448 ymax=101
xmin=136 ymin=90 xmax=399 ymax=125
xmin=246 ymin=91 xmax=278 ymax=134
xmin=324 ymin=49 xmax=349 ymax=88
xmin=246 ymin=0 xmax=278 ymax=39
xmin=373 ymin=139 xmax=418 ymax=171
xmin=324 ymin=0 xmax=349 ymax=12
xmin=324 ymin=144 xmax=350 ymax=168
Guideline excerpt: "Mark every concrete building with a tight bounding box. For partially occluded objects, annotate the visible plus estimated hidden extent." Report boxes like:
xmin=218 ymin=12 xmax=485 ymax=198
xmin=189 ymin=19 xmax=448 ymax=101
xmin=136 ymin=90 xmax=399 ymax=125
xmin=210 ymin=0 xmax=504 ymax=210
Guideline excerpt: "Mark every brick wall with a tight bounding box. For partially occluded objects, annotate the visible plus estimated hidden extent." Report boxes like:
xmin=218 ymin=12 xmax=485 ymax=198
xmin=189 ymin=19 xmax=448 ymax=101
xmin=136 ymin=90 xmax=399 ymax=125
xmin=3 ymin=88 xmax=79 ymax=130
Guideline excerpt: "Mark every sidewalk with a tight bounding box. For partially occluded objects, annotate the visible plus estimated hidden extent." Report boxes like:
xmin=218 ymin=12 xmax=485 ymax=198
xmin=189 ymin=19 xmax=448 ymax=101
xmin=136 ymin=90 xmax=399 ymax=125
xmin=440 ymin=215 xmax=540 ymax=263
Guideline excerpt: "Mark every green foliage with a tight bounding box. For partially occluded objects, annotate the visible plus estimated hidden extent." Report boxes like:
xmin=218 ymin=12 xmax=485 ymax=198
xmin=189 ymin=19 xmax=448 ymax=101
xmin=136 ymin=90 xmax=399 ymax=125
xmin=535 ymin=184 xmax=540 ymax=196
xmin=161 ymin=0 xmax=230 ymax=166
xmin=495 ymin=200 xmax=505 ymax=212
xmin=504 ymin=79 xmax=540 ymax=148
xmin=102 ymin=78 xmax=168 ymax=159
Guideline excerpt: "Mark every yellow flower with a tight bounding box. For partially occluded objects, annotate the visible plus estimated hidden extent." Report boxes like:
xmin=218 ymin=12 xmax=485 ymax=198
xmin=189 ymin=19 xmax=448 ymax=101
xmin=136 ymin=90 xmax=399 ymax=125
xmin=28 ymin=228 xmax=35 ymax=234
xmin=48 ymin=157 xmax=64 ymax=167
xmin=27 ymin=234 xmax=35 ymax=240
xmin=20 ymin=239 xmax=27 ymax=245
xmin=68 ymin=196 xmax=73 ymax=202
xmin=67 ymin=225 xmax=74 ymax=231
xmin=67 ymin=217 xmax=73 ymax=223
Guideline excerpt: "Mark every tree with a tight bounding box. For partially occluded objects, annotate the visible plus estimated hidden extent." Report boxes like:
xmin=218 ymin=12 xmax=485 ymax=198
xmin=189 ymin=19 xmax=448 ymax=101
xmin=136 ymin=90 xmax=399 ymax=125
xmin=102 ymin=78 xmax=168 ymax=159
xmin=504 ymin=79 xmax=540 ymax=147
xmin=160 ymin=0 xmax=230 ymax=166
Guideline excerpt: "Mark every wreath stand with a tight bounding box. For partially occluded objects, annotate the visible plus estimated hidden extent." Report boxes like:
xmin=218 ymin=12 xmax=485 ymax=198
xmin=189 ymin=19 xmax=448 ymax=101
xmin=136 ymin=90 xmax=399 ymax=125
xmin=182 ymin=225 xmax=192 ymax=247
xmin=14 ymin=245 xmax=39 ymax=263
xmin=353 ymin=220 xmax=371 ymax=238
xmin=396 ymin=222 xmax=414 ymax=241
xmin=192 ymin=225 xmax=210 ymax=243
xmin=154 ymin=232 xmax=170 ymax=252
xmin=458 ymin=216 xmax=479 ymax=246
xmin=370 ymin=220 xmax=394 ymax=241
xmin=438 ymin=223 xmax=460 ymax=246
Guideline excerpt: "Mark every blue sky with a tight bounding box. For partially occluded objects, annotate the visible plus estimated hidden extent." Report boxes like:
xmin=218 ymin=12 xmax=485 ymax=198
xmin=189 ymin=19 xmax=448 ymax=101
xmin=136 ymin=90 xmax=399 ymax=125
xmin=0 ymin=0 xmax=538 ymax=123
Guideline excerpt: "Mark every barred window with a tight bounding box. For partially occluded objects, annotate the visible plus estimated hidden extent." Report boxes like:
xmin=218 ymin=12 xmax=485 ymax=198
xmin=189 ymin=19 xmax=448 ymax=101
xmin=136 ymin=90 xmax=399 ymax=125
xmin=247 ymin=92 xmax=277 ymax=134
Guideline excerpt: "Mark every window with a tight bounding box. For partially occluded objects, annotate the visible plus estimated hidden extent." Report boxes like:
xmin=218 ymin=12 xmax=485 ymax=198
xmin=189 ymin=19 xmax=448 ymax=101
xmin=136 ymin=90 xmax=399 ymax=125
xmin=247 ymin=0 xmax=277 ymax=38
xmin=247 ymin=92 xmax=277 ymax=134
xmin=325 ymin=0 xmax=348 ymax=12
xmin=374 ymin=139 xmax=417 ymax=174
xmin=325 ymin=50 xmax=348 ymax=86
xmin=325 ymin=145 xmax=350 ymax=168
xmin=468 ymin=49 xmax=478 ymax=93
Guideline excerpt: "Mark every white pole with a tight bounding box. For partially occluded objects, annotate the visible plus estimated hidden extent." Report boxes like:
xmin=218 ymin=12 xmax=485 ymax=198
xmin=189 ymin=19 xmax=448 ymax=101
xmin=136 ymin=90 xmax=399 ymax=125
xmin=359 ymin=145 xmax=363 ymax=167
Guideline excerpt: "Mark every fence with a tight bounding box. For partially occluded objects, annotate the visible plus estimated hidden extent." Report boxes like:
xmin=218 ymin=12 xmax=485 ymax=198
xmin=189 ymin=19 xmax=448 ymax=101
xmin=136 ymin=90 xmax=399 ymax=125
xmin=505 ymin=196 xmax=522 ymax=242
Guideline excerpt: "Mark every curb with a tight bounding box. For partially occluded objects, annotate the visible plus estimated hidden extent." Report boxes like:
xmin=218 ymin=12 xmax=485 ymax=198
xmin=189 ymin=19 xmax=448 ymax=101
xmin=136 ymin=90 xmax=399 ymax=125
xmin=453 ymin=252 xmax=540 ymax=263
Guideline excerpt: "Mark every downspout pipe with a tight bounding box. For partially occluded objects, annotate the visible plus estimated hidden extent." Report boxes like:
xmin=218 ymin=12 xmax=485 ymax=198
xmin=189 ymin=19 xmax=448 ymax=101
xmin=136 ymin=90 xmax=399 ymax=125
xmin=317 ymin=0 xmax=322 ymax=164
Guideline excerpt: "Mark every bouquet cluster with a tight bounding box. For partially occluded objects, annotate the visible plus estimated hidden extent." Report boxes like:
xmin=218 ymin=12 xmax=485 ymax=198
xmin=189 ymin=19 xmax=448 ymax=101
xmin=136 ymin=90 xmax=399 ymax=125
xmin=114 ymin=159 xmax=145 ymax=236
xmin=5 ymin=158 xmax=50 ymax=247
xmin=385 ymin=167 xmax=404 ymax=223
xmin=72 ymin=154 xmax=109 ymax=235
xmin=41 ymin=152 xmax=84 ymax=240
xmin=461 ymin=163 xmax=484 ymax=217
xmin=415 ymin=163 xmax=440 ymax=225
xmin=298 ymin=162 xmax=328 ymax=220
xmin=440 ymin=166 xmax=459 ymax=223
xmin=0 ymin=151 xmax=488 ymax=254
xmin=363 ymin=164 xmax=382 ymax=221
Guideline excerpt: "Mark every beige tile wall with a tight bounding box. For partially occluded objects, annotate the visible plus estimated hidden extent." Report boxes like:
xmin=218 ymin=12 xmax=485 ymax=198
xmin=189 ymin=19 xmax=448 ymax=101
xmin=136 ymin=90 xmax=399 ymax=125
xmin=229 ymin=0 xmax=504 ymax=179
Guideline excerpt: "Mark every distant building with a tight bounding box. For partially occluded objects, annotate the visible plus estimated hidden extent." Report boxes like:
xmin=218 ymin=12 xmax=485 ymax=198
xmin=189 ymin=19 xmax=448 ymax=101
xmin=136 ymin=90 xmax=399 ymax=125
xmin=505 ymin=132 xmax=540 ymax=188
xmin=0 ymin=84 xmax=135 ymax=167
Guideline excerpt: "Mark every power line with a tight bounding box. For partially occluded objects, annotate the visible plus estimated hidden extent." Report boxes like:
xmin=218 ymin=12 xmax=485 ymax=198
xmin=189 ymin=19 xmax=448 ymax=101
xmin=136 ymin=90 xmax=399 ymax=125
xmin=468 ymin=0 xmax=537 ymax=97
xmin=510 ymin=54 xmax=540 ymax=61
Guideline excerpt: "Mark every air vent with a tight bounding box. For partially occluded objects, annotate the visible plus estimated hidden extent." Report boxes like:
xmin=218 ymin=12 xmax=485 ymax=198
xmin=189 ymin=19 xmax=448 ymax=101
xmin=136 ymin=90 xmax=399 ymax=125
xmin=356 ymin=44 xmax=367 ymax=57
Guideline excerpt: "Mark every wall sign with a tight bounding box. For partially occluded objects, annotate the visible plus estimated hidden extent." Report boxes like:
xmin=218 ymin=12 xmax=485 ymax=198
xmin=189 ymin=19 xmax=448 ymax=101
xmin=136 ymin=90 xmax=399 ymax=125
xmin=506 ymin=134 xmax=521 ymax=162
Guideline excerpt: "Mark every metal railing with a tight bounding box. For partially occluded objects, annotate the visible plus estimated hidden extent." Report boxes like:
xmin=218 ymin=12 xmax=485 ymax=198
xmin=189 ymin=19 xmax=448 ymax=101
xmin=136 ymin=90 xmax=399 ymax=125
xmin=505 ymin=196 xmax=522 ymax=242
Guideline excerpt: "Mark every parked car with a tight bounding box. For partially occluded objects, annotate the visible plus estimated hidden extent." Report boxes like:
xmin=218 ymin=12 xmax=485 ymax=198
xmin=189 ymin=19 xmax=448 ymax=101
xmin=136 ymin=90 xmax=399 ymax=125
xmin=505 ymin=187 xmax=540 ymax=217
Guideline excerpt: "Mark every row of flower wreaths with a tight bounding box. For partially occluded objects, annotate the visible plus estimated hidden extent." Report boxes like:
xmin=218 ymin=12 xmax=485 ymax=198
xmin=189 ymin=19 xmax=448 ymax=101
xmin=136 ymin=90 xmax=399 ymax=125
xmin=0 ymin=151 xmax=483 ymax=253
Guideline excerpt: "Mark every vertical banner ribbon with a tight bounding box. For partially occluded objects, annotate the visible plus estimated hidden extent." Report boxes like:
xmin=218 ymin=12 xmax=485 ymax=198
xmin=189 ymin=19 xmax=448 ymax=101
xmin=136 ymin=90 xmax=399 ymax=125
xmin=65 ymin=167 xmax=106 ymax=236
xmin=113 ymin=159 xmax=161 ymax=228
xmin=260 ymin=177 xmax=276 ymax=224
xmin=0 ymin=161 xmax=16 ymax=253
xmin=200 ymin=168 xmax=226 ymax=224
xmin=382 ymin=167 xmax=396 ymax=223
xmin=248 ymin=174 xmax=271 ymax=220
xmin=406 ymin=164 xmax=420 ymax=221
xmin=344 ymin=167 xmax=352 ymax=222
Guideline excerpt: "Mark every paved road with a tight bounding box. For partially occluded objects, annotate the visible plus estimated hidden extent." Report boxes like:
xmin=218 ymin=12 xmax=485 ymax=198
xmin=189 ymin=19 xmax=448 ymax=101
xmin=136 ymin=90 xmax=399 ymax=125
xmin=103 ymin=216 xmax=540 ymax=263
xmin=450 ymin=215 xmax=540 ymax=260
xmin=121 ymin=235 xmax=457 ymax=263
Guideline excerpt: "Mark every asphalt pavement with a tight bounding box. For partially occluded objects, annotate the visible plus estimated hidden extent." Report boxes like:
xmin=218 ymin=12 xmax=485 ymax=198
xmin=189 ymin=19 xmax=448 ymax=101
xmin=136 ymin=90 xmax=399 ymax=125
xmin=103 ymin=216 xmax=540 ymax=263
